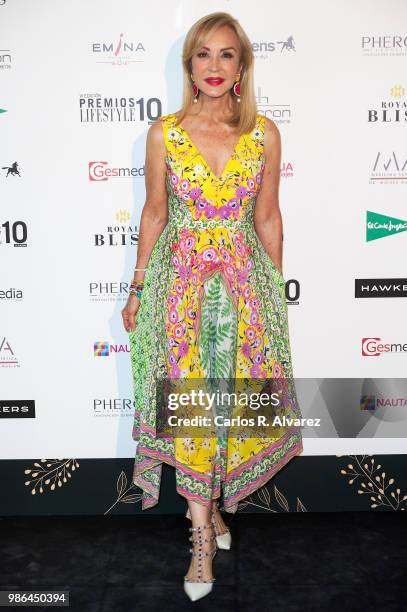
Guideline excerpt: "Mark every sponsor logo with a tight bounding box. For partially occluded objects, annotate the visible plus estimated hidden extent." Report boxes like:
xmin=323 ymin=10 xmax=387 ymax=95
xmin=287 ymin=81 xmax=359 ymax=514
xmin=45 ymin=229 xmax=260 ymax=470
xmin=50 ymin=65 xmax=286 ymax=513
xmin=79 ymin=93 xmax=162 ymax=123
xmin=361 ymin=337 xmax=407 ymax=356
xmin=369 ymin=151 xmax=407 ymax=184
xmin=355 ymin=279 xmax=407 ymax=298
xmin=94 ymin=210 xmax=139 ymax=247
xmin=281 ymin=161 xmax=294 ymax=178
xmin=366 ymin=211 xmax=407 ymax=241
xmin=362 ymin=35 xmax=407 ymax=56
xmin=92 ymin=33 xmax=146 ymax=65
xmin=0 ymin=48 xmax=11 ymax=69
xmin=0 ymin=220 xmax=28 ymax=247
xmin=285 ymin=279 xmax=300 ymax=305
xmin=361 ymin=395 xmax=407 ymax=410
xmin=89 ymin=281 xmax=130 ymax=302
xmin=1 ymin=161 xmax=21 ymax=177
xmin=0 ymin=336 xmax=20 ymax=367
xmin=252 ymin=36 xmax=296 ymax=58
xmin=0 ymin=288 xmax=24 ymax=301
xmin=0 ymin=400 xmax=35 ymax=417
xmin=368 ymin=84 xmax=406 ymax=123
xmin=93 ymin=398 xmax=135 ymax=417
xmin=94 ymin=342 xmax=130 ymax=356
xmin=258 ymin=91 xmax=291 ymax=125
xmin=89 ymin=161 xmax=144 ymax=181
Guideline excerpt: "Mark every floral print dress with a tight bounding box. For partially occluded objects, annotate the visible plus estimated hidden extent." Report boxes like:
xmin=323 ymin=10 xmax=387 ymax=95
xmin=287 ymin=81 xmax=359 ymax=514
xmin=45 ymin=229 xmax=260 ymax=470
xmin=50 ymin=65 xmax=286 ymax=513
xmin=129 ymin=112 xmax=303 ymax=513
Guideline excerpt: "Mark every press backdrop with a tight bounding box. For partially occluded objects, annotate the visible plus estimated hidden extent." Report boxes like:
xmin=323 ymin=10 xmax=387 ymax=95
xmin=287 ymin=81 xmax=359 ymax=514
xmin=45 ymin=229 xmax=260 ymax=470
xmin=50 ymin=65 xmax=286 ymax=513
xmin=1 ymin=0 xmax=407 ymax=515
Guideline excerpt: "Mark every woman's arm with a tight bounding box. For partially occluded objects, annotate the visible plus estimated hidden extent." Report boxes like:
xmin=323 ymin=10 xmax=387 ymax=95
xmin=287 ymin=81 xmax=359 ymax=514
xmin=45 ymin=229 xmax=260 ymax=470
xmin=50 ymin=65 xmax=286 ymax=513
xmin=253 ymin=117 xmax=283 ymax=274
xmin=132 ymin=119 xmax=169 ymax=282
xmin=121 ymin=120 xmax=168 ymax=332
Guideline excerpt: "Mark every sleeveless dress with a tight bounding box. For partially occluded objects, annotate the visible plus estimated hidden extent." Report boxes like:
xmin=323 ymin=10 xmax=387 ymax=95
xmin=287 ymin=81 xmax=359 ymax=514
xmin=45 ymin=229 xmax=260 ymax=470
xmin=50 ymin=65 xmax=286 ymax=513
xmin=128 ymin=112 xmax=303 ymax=514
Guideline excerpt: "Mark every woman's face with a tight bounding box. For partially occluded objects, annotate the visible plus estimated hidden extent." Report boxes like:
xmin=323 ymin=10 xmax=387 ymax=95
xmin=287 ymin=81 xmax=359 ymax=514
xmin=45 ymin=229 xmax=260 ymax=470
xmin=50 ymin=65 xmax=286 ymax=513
xmin=191 ymin=25 xmax=242 ymax=100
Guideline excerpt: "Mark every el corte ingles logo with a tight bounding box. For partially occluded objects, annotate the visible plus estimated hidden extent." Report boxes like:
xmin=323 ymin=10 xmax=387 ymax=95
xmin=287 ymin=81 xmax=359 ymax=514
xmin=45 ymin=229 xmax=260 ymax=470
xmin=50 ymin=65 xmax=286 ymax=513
xmin=366 ymin=211 xmax=407 ymax=241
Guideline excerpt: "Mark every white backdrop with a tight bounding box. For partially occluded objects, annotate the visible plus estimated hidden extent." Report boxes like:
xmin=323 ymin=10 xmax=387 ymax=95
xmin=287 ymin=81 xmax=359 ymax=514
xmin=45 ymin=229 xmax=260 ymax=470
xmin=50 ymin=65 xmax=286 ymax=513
xmin=1 ymin=0 xmax=407 ymax=459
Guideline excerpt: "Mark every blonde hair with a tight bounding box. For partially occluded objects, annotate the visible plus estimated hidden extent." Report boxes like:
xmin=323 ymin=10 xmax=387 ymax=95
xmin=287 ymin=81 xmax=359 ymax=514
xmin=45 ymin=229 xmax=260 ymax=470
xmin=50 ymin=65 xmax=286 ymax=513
xmin=175 ymin=11 xmax=258 ymax=135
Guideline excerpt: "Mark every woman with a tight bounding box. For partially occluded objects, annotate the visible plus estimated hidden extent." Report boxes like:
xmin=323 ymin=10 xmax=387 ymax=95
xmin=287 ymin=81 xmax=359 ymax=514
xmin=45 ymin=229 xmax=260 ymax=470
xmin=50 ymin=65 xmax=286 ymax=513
xmin=121 ymin=11 xmax=303 ymax=602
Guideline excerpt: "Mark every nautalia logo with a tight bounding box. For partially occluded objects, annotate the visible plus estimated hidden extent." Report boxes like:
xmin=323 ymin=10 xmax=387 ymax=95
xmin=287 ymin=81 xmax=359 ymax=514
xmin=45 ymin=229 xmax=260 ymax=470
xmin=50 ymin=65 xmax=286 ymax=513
xmin=366 ymin=210 xmax=407 ymax=241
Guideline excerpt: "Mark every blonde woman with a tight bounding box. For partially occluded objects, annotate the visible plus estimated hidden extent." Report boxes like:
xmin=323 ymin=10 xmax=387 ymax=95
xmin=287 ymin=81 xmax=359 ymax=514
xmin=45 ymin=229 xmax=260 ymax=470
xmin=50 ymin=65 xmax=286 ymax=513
xmin=122 ymin=11 xmax=303 ymax=602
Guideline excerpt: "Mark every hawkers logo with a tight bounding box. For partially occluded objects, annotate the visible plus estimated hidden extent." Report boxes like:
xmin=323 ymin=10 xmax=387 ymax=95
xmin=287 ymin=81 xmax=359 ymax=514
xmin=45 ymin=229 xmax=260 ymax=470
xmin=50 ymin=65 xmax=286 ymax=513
xmin=0 ymin=400 xmax=35 ymax=418
xmin=355 ymin=279 xmax=407 ymax=298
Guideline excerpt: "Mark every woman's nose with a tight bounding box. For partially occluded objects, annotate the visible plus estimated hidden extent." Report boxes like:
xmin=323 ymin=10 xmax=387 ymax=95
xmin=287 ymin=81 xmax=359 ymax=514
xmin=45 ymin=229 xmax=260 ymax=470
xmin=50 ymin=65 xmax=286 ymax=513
xmin=209 ymin=55 xmax=219 ymax=70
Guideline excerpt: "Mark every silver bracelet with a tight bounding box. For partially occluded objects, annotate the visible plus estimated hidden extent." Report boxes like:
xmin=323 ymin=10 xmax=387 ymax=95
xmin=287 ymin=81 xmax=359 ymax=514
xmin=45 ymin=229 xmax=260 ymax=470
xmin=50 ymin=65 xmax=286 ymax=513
xmin=134 ymin=267 xmax=147 ymax=271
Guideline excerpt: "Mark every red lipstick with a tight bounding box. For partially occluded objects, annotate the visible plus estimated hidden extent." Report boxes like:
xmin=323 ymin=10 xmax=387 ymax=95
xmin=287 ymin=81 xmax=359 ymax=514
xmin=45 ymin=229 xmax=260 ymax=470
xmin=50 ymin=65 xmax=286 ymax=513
xmin=204 ymin=77 xmax=225 ymax=86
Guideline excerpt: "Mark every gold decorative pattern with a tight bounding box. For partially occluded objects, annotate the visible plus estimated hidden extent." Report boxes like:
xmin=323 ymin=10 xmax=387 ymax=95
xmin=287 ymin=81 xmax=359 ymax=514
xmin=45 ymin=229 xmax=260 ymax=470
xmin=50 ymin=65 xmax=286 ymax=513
xmin=104 ymin=470 xmax=143 ymax=515
xmin=236 ymin=484 xmax=307 ymax=513
xmin=339 ymin=455 xmax=407 ymax=511
xmin=24 ymin=459 xmax=79 ymax=494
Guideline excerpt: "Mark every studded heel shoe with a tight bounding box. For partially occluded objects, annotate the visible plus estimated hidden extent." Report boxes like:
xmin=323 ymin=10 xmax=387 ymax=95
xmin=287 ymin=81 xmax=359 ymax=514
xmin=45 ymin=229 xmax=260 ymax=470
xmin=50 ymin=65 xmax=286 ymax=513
xmin=185 ymin=501 xmax=232 ymax=550
xmin=184 ymin=523 xmax=218 ymax=602
xmin=211 ymin=500 xmax=232 ymax=550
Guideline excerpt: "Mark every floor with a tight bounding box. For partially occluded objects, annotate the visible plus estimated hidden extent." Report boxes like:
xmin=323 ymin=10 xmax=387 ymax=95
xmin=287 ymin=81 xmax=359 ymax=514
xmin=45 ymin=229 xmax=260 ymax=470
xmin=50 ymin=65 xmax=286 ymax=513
xmin=0 ymin=511 xmax=405 ymax=611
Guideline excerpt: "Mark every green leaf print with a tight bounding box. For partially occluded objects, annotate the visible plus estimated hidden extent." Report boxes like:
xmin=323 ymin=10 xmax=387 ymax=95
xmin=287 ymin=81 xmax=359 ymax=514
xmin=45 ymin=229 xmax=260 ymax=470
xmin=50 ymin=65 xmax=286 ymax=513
xmin=198 ymin=271 xmax=238 ymax=380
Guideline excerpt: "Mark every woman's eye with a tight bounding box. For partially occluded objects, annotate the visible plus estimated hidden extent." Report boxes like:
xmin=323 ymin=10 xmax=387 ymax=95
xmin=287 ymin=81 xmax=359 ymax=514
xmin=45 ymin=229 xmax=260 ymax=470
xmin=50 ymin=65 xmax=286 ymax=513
xmin=197 ymin=51 xmax=234 ymax=59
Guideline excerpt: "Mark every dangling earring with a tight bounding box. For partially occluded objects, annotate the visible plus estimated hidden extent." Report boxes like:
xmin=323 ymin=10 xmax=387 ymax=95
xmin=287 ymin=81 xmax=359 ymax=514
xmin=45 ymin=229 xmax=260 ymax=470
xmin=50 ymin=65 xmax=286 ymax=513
xmin=191 ymin=73 xmax=199 ymax=103
xmin=233 ymin=73 xmax=241 ymax=103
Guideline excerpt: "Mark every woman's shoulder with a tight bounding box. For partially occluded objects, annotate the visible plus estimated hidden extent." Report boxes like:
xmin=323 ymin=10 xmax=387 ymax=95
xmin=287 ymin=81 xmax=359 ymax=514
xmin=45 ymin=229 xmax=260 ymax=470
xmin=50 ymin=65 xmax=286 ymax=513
xmin=158 ymin=111 xmax=179 ymax=126
xmin=147 ymin=112 xmax=178 ymax=138
xmin=259 ymin=113 xmax=279 ymax=134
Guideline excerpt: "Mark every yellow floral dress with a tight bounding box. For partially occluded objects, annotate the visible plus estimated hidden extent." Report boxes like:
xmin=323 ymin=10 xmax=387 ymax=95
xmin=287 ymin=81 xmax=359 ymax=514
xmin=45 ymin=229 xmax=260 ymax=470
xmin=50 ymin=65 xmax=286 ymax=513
xmin=129 ymin=112 xmax=303 ymax=513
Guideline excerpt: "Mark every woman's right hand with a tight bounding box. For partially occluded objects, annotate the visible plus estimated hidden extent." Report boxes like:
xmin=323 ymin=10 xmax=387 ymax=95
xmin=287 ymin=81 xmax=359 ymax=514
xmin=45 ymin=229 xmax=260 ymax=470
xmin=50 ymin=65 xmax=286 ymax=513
xmin=121 ymin=294 xmax=141 ymax=333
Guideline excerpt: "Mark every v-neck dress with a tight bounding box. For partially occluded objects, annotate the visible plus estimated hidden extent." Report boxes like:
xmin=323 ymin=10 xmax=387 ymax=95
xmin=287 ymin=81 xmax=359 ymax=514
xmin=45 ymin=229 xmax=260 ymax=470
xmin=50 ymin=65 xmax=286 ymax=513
xmin=128 ymin=112 xmax=303 ymax=514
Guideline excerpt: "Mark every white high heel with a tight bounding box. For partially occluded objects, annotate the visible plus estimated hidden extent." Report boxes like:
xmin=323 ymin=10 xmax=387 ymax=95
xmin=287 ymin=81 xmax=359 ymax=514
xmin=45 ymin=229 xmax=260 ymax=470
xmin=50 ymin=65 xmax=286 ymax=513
xmin=211 ymin=501 xmax=232 ymax=550
xmin=184 ymin=523 xmax=217 ymax=602
xmin=185 ymin=501 xmax=232 ymax=550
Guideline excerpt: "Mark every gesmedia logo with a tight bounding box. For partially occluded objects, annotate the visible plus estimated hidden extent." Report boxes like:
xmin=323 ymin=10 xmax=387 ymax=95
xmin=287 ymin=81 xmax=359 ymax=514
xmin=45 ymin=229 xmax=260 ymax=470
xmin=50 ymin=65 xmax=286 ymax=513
xmin=361 ymin=337 xmax=407 ymax=356
xmin=89 ymin=161 xmax=144 ymax=181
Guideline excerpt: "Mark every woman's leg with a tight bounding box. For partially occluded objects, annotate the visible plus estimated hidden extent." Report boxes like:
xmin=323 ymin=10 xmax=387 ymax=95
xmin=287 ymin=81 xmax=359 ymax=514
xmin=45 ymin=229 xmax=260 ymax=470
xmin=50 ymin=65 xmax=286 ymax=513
xmin=185 ymin=499 xmax=216 ymax=582
xmin=210 ymin=498 xmax=229 ymax=536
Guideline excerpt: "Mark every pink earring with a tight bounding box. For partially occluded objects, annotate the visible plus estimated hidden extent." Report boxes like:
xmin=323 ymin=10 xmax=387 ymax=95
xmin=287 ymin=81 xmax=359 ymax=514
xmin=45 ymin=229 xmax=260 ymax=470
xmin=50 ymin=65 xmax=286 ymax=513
xmin=191 ymin=73 xmax=199 ymax=103
xmin=233 ymin=73 xmax=241 ymax=103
